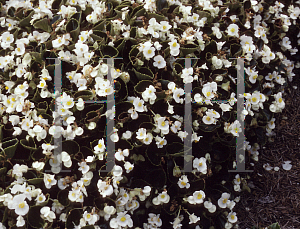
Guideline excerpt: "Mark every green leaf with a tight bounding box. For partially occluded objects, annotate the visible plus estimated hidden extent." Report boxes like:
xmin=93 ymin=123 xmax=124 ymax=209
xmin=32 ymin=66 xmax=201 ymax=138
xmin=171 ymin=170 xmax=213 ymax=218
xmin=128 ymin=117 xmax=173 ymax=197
xmin=62 ymin=140 xmax=80 ymax=155
xmin=100 ymin=45 xmax=119 ymax=58
xmin=144 ymin=168 xmax=166 ymax=189
xmin=33 ymin=18 xmax=52 ymax=33
xmin=133 ymin=67 xmax=154 ymax=81
xmin=58 ymin=189 xmax=70 ymax=207
xmin=27 ymin=205 xmax=45 ymax=228
xmin=0 ymin=167 xmax=7 ymax=176
xmin=93 ymin=20 xmax=106 ymax=31
xmin=20 ymin=137 xmax=37 ymax=151
xmin=268 ymin=222 xmax=281 ymax=229
xmin=1 ymin=138 xmax=19 ymax=159
xmin=230 ymin=43 xmax=242 ymax=57
xmin=73 ymin=90 xmax=94 ymax=101
xmin=147 ymin=13 xmax=167 ymax=22
xmin=199 ymin=122 xmax=221 ymax=132
xmin=66 ymin=18 xmax=80 ymax=42
xmin=28 ymin=178 xmax=44 ymax=185
xmin=180 ymin=43 xmax=198 ymax=56
xmin=19 ymin=10 xmax=35 ymax=27
xmin=134 ymin=80 xmax=154 ymax=93
xmin=65 ymin=209 xmax=82 ymax=229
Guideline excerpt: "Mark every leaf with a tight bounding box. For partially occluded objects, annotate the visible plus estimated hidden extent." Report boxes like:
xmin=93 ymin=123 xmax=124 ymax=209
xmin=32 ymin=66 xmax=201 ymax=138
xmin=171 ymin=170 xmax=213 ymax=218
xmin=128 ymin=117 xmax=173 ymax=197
xmin=268 ymin=222 xmax=281 ymax=229
xmin=180 ymin=44 xmax=198 ymax=56
xmin=65 ymin=209 xmax=82 ymax=229
xmin=144 ymin=168 xmax=166 ymax=189
xmin=134 ymin=80 xmax=154 ymax=93
xmin=147 ymin=13 xmax=167 ymax=22
xmin=257 ymin=39 xmax=264 ymax=51
xmin=27 ymin=205 xmax=45 ymax=228
xmin=66 ymin=18 xmax=80 ymax=42
xmin=93 ymin=20 xmax=106 ymax=31
xmin=62 ymin=140 xmax=80 ymax=155
xmin=0 ymin=167 xmax=7 ymax=176
xmin=33 ymin=18 xmax=52 ymax=33
xmin=199 ymin=122 xmax=221 ymax=132
xmin=230 ymin=43 xmax=242 ymax=57
xmin=58 ymin=189 xmax=70 ymax=207
xmin=1 ymin=138 xmax=19 ymax=159
xmin=28 ymin=178 xmax=44 ymax=185
xmin=20 ymin=137 xmax=37 ymax=151
xmin=73 ymin=90 xmax=94 ymax=101
xmin=145 ymin=143 xmax=163 ymax=166
xmin=133 ymin=67 xmax=154 ymax=80
xmin=100 ymin=45 xmax=119 ymax=58
xmin=156 ymin=0 xmax=168 ymax=11
xmin=19 ymin=10 xmax=35 ymax=27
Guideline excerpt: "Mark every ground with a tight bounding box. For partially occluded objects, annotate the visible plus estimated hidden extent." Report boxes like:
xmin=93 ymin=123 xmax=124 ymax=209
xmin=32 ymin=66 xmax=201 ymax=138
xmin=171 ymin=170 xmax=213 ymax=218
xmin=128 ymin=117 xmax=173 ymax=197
xmin=236 ymin=74 xmax=300 ymax=229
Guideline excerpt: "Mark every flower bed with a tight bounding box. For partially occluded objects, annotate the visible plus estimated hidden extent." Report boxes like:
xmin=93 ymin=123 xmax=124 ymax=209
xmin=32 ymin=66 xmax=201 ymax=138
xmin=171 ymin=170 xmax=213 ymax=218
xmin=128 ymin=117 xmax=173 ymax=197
xmin=0 ymin=0 xmax=299 ymax=228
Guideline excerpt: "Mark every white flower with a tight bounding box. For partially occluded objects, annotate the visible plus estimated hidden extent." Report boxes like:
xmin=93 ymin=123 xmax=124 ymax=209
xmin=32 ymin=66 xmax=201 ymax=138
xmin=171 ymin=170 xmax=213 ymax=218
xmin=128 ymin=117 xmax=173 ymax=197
xmin=94 ymin=138 xmax=106 ymax=153
xmin=153 ymin=55 xmax=166 ymax=69
xmin=83 ymin=211 xmax=98 ymax=225
xmin=122 ymin=131 xmax=132 ymax=140
xmin=40 ymin=206 xmax=56 ymax=222
xmin=189 ymin=213 xmax=200 ymax=224
xmin=52 ymin=36 xmax=65 ymax=48
xmin=110 ymin=211 xmax=133 ymax=228
xmin=178 ymin=175 xmax=190 ymax=189
xmin=187 ymin=190 xmax=205 ymax=204
xmin=44 ymin=174 xmax=57 ymax=189
xmin=128 ymin=107 xmax=138 ymax=119
xmin=211 ymin=56 xmax=223 ymax=69
xmin=133 ymin=97 xmax=146 ymax=112
xmin=142 ymin=132 xmax=153 ymax=145
xmin=142 ymin=85 xmax=157 ymax=103
xmin=12 ymin=164 xmax=28 ymax=178
xmin=115 ymin=149 xmax=129 ymax=161
xmin=155 ymin=136 xmax=167 ymax=148
xmin=32 ymin=161 xmax=45 ymax=171
xmin=229 ymin=120 xmax=242 ymax=137
xmin=193 ymin=157 xmax=207 ymax=174
xmin=124 ymin=161 xmax=134 ymax=173
xmin=16 ymin=215 xmax=25 ymax=227
xmin=227 ymin=211 xmax=238 ymax=223
xmin=136 ymin=128 xmax=147 ymax=140
xmin=227 ymin=24 xmax=239 ymax=37
xmin=202 ymin=112 xmax=216 ymax=125
xmin=97 ymin=180 xmax=113 ymax=197
xmin=143 ymin=45 xmax=155 ymax=60
xmin=78 ymin=162 xmax=89 ymax=174
xmin=157 ymin=117 xmax=169 ymax=131
xmin=218 ymin=192 xmax=231 ymax=208
xmin=11 ymin=194 xmax=29 ymax=216
xmin=156 ymin=191 xmax=170 ymax=204
xmin=282 ymin=161 xmax=292 ymax=170
xmin=36 ymin=194 xmax=46 ymax=205
xmin=173 ymin=88 xmax=184 ymax=103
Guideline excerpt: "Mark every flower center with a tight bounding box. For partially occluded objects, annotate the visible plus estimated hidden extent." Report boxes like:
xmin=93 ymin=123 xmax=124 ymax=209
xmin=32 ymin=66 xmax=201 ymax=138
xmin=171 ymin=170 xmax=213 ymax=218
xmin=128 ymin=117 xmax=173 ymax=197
xmin=19 ymin=202 xmax=25 ymax=208
xmin=120 ymin=216 xmax=126 ymax=222
xmin=279 ymin=98 xmax=282 ymax=103
xmin=161 ymin=194 xmax=165 ymax=199
xmin=197 ymin=193 xmax=202 ymax=199
xmin=181 ymin=181 xmax=186 ymax=186
xmin=223 ymin=198 xmax=228 ymax=204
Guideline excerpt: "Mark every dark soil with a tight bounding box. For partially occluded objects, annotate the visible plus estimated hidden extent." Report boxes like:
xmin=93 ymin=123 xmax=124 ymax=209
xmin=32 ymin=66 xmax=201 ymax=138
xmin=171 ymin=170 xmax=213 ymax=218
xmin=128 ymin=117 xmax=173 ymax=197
xmin=236 ymin=74 xmax=300 ymax=229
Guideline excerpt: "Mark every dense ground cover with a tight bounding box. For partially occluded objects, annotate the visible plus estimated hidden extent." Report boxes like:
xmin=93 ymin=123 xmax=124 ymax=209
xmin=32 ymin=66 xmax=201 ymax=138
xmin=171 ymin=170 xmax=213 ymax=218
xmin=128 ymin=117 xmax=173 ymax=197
xmin=0 ymin=0 xmax=299 ymax=228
